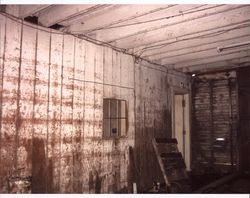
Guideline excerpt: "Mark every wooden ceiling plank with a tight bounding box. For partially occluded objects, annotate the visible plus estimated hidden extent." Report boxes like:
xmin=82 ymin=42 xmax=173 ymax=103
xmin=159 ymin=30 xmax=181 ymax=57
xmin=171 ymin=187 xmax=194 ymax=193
xmin=58 ymin=4 xmax=119 ymax=26
xmin=109 ymin=6 xmax=250 ymax=49
xmin=19 ymin=5 xmax=52 ymax=18
xmin=151 ymin=35 xmax=250 ymax=63
xmin=92 ymin=4 xmax=224 ymax=42
xmin=65 ymin=4 xmax=171 ymax=34
xmin=170 ymin=50 xmax=250 ymax=69
xmin=181 ymin=57 xmax=250 ymax=73
xmin=37 ymin=5 xmax=101 ymax=27
xmin=141 ymin=26 xmax=250 ymax=58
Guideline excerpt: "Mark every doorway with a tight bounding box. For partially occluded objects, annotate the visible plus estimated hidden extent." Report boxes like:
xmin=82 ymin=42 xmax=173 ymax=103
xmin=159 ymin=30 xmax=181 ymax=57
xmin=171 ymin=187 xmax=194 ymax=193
xmin=174 ymin=93 xmax=191 ymax=171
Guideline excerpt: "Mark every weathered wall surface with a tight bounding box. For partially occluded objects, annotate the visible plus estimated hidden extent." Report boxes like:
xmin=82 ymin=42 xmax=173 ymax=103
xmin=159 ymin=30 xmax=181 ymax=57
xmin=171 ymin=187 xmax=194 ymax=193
xmin=0 ymin=13 xmax=189 ymax=193
xmin=0 ymin=14 xmax=135 ymax=193
xmin=134 ymin=61 xmax=190 ymax=191
xmin=191 ymin=71 xmax=238 ymax=174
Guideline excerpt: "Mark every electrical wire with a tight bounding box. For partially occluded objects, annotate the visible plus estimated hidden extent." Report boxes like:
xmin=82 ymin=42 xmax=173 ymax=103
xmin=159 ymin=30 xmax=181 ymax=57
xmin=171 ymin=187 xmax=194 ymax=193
xmin=2 ymin=8 xmax=247 ymax=77
xmin=0 ymin=11 xmax=189 ymax=78
xmin=136 ymin=22 xmax=250 ymax=56
xmin=82 ymin=4 xmax=178 ymax=34
xmin=92 ymin=5 xmax=221 ymax=31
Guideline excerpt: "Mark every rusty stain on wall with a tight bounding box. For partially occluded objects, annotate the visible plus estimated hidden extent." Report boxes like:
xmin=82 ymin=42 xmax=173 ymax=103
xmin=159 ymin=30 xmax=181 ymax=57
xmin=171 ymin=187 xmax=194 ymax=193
xmin=0 ymin=13 xmax=189 ymax=193
xmin=0 ymin=14 xmax=136 ymax=193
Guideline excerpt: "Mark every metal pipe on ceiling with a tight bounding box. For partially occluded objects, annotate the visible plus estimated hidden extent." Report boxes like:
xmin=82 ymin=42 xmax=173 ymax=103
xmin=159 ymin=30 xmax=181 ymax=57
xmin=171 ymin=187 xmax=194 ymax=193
xmin=217 ymin=41 xmax=250 ymax=52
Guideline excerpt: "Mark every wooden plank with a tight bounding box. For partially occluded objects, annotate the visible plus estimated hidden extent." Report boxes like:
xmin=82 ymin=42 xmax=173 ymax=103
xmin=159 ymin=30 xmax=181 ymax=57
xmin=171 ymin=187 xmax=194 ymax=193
xmin=38 ymin=5 xmax=97 ymax=27
xmin=47 ymin=31 xmax=63 ymax=193
xmin=183 ymin=57 xmax=250 ymax=73
xmin=120 ymin=53 xmax=130 ymax=137
xmin=112 ymin=51 xmax=121 ymax=98
xmin=112 ymin=6 xmax=249 ymax=48
xmin=72 ymin=37 xmax=85 ymax=193
xmin=126 ymin=55 xmax=135 ymax=141
xmin=60 ymin=34 xmax=75 ymax=193
xmin=0 ymin=14 xmax=6 ymax=192
xmin=84 ymin=41 xmax=95 ymax=138
xmin=92 ymin=44 xmax=103 ymax=193
xmin=0 ymin=17 xmax=21 ymax=192
xmin=32 ymin=27 xmax=50 ymax=193
xmin=94 ymin=45 xmax=103 ymax=138
xmin=103 ymin=47 xmax=113 ymax=98
xmin=152 ymin=35 xmax=250 ymax=63
xmin=95 ymin=5 xmax=220 ymax=42
xmin=152 ymin=138 xmax=170 ymax=189
xmin=17 ymin=23 xmax=37 ymax=178
xmin=82 ymin=41 xmax=95 ymax=193
xmin=173 ymin=50 xmax=250 ymax=69
xmin=66 ymin=5 xmax=170 ymax=34
xmin=142 ymin=26 xmax=250 ymax=58
xmin=19 ymin=5 xmax=51 ymax=18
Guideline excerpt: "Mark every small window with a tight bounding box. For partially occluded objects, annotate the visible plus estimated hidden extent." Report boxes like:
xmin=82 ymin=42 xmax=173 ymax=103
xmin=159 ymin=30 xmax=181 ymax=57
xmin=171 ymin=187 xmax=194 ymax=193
xmin=103 ymin=98 xmax=127 ymax=138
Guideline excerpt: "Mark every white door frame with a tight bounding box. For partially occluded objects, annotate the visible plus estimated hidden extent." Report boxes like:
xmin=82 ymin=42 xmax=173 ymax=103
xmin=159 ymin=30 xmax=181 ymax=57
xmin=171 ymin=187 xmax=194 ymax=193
xmin=172 ymin=87 xmax=191 ymax=171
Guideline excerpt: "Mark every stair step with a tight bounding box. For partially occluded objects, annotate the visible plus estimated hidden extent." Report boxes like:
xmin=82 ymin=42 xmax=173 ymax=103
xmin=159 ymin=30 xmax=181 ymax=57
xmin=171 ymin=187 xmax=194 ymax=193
xmin=160 ymin=152 xmax=183 ymax=159
xmin=156 ymin=144 xmax=179 ymax=154
xmin=152 ymin=138 xmax=191 ymax=193
xmin=155 ymin=138 xmax=178 ymax=144
xmin=163 ymin=160 xmax=186 ymax=169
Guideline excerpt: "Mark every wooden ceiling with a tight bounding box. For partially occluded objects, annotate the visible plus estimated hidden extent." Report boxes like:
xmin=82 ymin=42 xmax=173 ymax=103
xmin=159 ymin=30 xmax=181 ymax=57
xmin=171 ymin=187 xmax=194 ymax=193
xmin=4 ymin=4 xmax=250 ymax=73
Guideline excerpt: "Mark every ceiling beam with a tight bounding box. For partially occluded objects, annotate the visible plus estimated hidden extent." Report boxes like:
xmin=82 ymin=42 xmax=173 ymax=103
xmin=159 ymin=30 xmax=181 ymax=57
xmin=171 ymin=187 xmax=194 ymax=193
xmin=151 ymin=35 xmax=250 ymax=63
xmin=19 ymin=5 xmax=51 ymax=18
xmin=37 ymin=5 xmax=104 ymax=27
xmin=58 ymin=4 xmax=119 ymax=26
xmin=64 ymin=4 xmax=172 ymax=34
xmin=140 ymin=26 xmax=250 ymax=58
xmin=108 ymin=6 xmax=250 ymax=49
xmin=170 ymin=49 xmax=250 ymax=69
xmin=92 ymin=4 xmax=224 ymax=42
xmin=181 ymin=57 xmax=250 ymax=73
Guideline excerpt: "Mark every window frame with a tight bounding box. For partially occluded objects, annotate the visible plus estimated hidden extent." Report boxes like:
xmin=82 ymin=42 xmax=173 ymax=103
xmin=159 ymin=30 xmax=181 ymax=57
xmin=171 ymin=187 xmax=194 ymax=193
xmin=103 ymin=98 xmax=128 ymax=139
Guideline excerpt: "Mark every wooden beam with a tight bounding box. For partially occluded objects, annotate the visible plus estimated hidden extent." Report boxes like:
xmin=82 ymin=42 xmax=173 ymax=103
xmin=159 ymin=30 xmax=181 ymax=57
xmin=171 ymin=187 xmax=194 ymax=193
xmin=153 ymin=35 xmax=250 ymax=64
xmin=37 ymin=5 xmax=102 ymax=27
xmin=19 ymin=5 xmax=51 ymax=18
xmin=59 ymin=4 xmax=120 ymax=26
xmin=64 ymin=5 xmax=171 ymax=34
xmin=109 ymin=6 xmax=250 ymax=49
xmin=141 ymin=26 xmax=250 ymax=58
xmin=171 ymin=50 xmax=250 ymax=69
xmin=90 ymin=4 xmax=224 ymax=42
xmin=181 ymin=57 xmax=250 ymax=73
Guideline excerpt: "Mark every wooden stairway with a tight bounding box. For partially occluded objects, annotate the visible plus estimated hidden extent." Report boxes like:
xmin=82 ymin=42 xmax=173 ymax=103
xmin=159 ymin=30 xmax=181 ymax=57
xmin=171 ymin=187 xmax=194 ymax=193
xmin=152 ymin=138 xmax=191 ymax=193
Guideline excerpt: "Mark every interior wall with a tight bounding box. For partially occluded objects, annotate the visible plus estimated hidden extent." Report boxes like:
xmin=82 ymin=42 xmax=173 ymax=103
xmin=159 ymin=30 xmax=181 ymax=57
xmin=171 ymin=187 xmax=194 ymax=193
xmin=134 ymin=61 xmax=190 ymax=191
xmin=191 ymin=71 xmax=238 ymax=174
xmin=0 ymin=13 xmax=190 ymax=193
xmin=0 ymin=14 xmax=135 ymax=193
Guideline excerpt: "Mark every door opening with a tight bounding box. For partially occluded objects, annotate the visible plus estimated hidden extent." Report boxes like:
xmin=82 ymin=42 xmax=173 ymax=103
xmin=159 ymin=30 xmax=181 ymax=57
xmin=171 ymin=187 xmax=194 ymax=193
xmin=174 ymin=93 xmax=191 ymax=171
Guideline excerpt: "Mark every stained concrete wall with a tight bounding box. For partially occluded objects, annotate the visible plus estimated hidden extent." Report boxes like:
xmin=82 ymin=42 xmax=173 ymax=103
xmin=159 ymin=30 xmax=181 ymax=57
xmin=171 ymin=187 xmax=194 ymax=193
xmin=0 ymin=13 xmax=189 ymax=193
